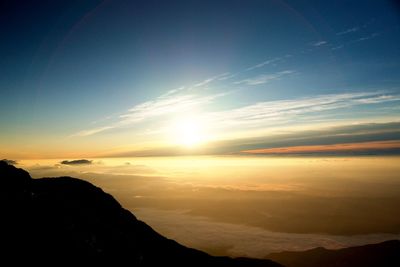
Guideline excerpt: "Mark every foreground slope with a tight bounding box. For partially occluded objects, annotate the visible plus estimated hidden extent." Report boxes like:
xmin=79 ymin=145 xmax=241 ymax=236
xmin=0 ymin=161 xmax=281 ymax=266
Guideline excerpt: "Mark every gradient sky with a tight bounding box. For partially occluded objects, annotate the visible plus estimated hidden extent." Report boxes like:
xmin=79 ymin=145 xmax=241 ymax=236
xmin=1 ymin=0 xmax=400 ymax=158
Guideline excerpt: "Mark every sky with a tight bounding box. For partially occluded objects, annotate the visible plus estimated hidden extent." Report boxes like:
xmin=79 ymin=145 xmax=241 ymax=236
xmin=1 ymin=0 xmax=400 ymax=159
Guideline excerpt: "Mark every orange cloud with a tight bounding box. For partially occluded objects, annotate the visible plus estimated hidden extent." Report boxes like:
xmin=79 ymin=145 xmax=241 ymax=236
xmin=243 ymin=140 xmax=400 ymax=154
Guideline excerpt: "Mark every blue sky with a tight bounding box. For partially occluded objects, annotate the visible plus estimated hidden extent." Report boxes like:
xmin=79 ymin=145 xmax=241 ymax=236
xmin=1 ymin=0 xmax=399 ymax=158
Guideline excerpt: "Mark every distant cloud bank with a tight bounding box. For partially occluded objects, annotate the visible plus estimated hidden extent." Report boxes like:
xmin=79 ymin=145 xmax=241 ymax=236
xmin=60 ymin=159 xmax=92 ymax=165
xmin=105 ymin=121 xmax=400 ymax=157
xmin=243 ymin=140 xmax=400 ymax=155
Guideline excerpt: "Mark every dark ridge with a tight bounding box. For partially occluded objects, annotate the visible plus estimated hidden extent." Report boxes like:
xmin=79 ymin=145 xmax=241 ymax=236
xmin=0 ymin=160 xmax=281 ymax=266
xmin=268 ymin=240 xmax=400 ymax=267
xmin=1 ymin=159 xmax=17 ymax=165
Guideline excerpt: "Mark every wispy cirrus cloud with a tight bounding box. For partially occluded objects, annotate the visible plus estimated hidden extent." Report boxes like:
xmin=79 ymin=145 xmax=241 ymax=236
xmin=163 ymin=72 xmax=234 ymax=98
xmin=355 ymin=32 xmax=380 ymax=42
xmin=162 ymin=86 xmax=186 ymax=97
xmin=312 ymin=41 xmax=327 ymax=47
xmin=72 ymin=52 xmax=337 ymax=138
xmin=218 ymin=73 xmax=236 ymax=81
xmin=332 ymin=32 xmax=380 ymax=50
xmin=354 ymin=94 xmax=400 ymax=104
xmin=331 ymin=45 xmax=344 ymax=51
xmin=233 ymin=70 xmax=294 ymax=85
xmin=74 ymin=126 xmax=116 ymax=137
xmin=74 ymin=90 xmax=400 ymax=139
xmin=336 ymin=20 xmax=375 ymax=36
xmin=120 ymin=93 xmax=222 ymax=121
xmin=193 ymin=72 xmax=231 ymax=87
xmin=205 ymin=91 xmax=399 ymax=128
xmin=336 ymin=27 xmax=359 ymax=35
xmin=74 ymin=93 xmax=225 ymax=137
xmin=245 ymin=55 xmax=291 ymax=72
xmin=245 ymin=58 xmax=281 ymax=71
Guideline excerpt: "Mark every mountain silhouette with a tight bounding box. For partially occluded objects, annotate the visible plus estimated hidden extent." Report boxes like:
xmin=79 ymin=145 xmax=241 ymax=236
xmin=268 ymin=240 xmax=400 ymax=267
xmin=0 ymin=161 xmax=281 ymax=266
xmin=2 ymin=161 xmax=399 ymax=266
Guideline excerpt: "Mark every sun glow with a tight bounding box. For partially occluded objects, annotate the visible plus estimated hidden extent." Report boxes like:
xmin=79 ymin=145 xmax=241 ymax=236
xmin=170 ymin=117 xmax=207 ymax=147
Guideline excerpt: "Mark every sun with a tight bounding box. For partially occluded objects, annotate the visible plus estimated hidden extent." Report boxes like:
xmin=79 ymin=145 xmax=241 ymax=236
xmin=170 ymin=117 xmax=207 ymax=147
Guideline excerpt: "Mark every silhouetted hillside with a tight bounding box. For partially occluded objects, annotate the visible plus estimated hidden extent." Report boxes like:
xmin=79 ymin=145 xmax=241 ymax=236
xmin=268 ymin=240 xmax=400 ymax=267
xmin=0 ymin=161 xmax=281 ymax=266
xmin=2 ymin=161 xmax=399 ymax=266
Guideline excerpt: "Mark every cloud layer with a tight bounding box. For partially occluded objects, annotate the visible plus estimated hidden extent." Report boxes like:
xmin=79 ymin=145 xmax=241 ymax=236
xmin=134 ymin=208 xmax=400 ymax=258
xmin=21 ymin=156 xmax=400 ymax=258
xmin=243 ymin=140 xmax=400 ymax=155
xmin=106 ymin=121 xmax=400 ymax=157
xmin=60 ymin=159 xmax=93 ymax=165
